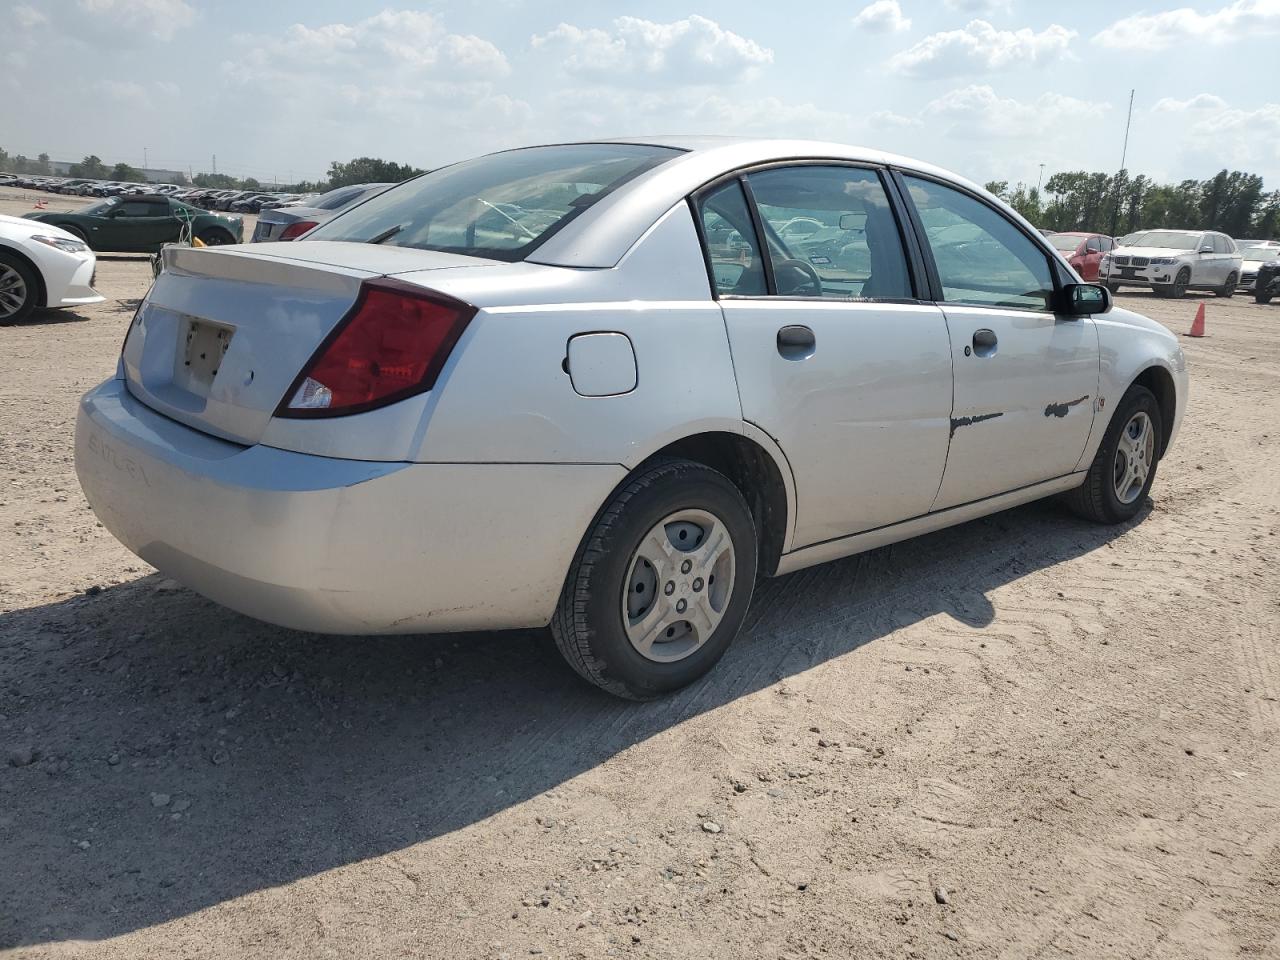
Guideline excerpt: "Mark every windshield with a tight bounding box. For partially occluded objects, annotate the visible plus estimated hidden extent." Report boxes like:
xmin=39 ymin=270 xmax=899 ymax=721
xmin=1239 ymin=243 xmax=1280 ymax=260
xmin=308 ymin=143 xmax=682 ymax=260
xmin=1048 ymin=233 xmax=1084 ymax=252
xmin=1122 ymin=230 xmax=1199 ymax=250
xmin=80 ymin=197 xmax=121 ymax=216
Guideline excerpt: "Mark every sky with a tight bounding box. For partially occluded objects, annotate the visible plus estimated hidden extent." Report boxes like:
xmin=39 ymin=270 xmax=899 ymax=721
xmin=3 ymin=0 xmax=1280 ymax=189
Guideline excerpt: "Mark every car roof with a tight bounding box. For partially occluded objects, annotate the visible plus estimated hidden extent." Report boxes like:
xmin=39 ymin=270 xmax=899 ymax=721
xmin=524 ymin=137 xmax=995 ymax=268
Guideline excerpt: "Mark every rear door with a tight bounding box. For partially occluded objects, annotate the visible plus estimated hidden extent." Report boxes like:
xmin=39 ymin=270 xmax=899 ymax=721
xmin=107 ymin=198 xmax=177 ymax=251
xmin=897 ymin=173 xmax=1098 ymax=510
xmin=700 ymin=165 xmax=953 ymax=549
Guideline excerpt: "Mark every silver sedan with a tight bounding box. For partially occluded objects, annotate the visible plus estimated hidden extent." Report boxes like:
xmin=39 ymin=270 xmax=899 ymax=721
xmin=75 ymin=138 xmax=1187 ymax=698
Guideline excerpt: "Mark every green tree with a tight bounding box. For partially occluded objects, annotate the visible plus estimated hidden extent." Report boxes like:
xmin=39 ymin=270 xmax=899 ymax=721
xmin=326 ymin=156 xmax=424 ymax=188
xmin=35 ymin=152 xmax=51 ymax=175
xmin=13 ymin=154 xmax=31 ymax=174
xmin=1252 ymin=190 xmax=1280 ymax=240
xmin=110 ymin=162 xmax=146 ymax=183
xmin=984 ymin=180 xmax=1009 ymax=200
xmin=69 ymin=155 xmax=108 ymax=178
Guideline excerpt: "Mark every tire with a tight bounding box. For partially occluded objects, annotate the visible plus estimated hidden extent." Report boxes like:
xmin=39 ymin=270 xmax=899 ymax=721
xmin=1157 ymin=267 xmax=1191 ymax=299
xmin=551 ymin=459 xmax=758 ymax=700
xmin=1105 ymin=282 xmax=1121 ymax=295
xmin=0 ymin=251 xmax=39 ymax=324
xmin=1256 ymin=289 xmax=1274 ymax=305
xmin=61 ymin=225 xmax=89 ymax=245
xmin=1064 ymin=384 xmax=1163 ymax=525
xmin=1215 ymin=272 xmax=1237 ymax=298
xmin=197 ymin=229 xmax=235 ymax=246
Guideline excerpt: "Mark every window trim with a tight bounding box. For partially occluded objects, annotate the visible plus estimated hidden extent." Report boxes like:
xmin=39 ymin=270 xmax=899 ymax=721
xmin=890 ymin=167 xmax=1073 ymax=314
xmin=689 ymin=159 xmax=929 ymax=305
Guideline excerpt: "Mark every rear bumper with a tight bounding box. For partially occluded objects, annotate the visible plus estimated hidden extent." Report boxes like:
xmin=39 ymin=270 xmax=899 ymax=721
xmin=76 ymin=378 xmax=624 ymax=634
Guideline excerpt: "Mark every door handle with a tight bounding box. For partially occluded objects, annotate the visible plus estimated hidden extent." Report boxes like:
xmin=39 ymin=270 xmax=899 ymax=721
xmin=971 ymin=328 xmax=997 ymax=358
xmin=776 ymin=324 xmax=815 ymax=361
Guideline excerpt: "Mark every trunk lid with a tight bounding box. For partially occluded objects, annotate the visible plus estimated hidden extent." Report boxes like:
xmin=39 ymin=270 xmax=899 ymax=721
xmin=122 ymin=244 xmax=502 ymax=445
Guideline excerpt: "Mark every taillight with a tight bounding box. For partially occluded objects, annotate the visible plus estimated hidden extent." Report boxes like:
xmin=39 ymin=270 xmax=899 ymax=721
xmin=278 ymin=220 xmax=319 ymax=240
xmin=275 ymin=278 xmax=476 ymax=418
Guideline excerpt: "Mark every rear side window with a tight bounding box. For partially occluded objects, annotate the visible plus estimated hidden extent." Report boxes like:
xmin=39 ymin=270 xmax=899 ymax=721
xmin=309 ymin=144 xmax=681 ymax=261
xmin=697 ymin=181 xmax=766 ymax=296
xmin=904 ymin=175 xmax=1055 ymax=312
xmin=746 ymin=166 xmax=913 ymax=299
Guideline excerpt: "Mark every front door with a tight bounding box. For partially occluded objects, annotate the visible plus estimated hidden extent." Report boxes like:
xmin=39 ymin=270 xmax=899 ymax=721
xmin=106 ymin=198 xmax=178 ymax=251
xmin=696 ymin=167 xmax=953 ymax=549
xmin=899 ymin=175 xmax=1099 ymax=510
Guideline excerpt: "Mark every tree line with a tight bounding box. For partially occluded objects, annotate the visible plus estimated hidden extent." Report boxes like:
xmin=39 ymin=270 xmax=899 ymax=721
xmin=985 ymin=168 xmax=1280 ymax=240
xmin=1 ymin=149 xmax=425 ymax=195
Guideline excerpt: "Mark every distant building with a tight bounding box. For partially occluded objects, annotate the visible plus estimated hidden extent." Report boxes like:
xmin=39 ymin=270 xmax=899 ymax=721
xmin=47 ymin=160 xmax=184 ymax=183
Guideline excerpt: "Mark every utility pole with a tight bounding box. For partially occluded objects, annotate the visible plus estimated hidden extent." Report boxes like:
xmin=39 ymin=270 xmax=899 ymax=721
xmin=212 ymin=154 xmax=217 ymax=176
xmin=143 ymin=146 xmax=148 ymax=170
xmin=1036 ymin=163 xmax=1046 ymax=193
xmin=1105 ymin=89 xmax=1137 ymax=286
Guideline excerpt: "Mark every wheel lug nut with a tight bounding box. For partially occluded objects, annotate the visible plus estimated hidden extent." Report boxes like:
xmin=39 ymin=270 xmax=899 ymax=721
xmin=675 ymin=599 xmax=687 ymax=613
xmin=681 ymin=559 xmax=692 ymax=574
xmin=664 ymin=581 xmax=675 ymax=596
xmin=692 ymin=578 xmax=703 ymax=592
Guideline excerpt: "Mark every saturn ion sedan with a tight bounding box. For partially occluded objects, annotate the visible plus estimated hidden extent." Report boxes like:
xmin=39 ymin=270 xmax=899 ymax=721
xmin=75 ymin=138 xmax=1187 ymax=698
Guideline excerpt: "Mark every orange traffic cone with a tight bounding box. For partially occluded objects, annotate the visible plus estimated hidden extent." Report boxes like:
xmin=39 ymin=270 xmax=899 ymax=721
xmin=31 ymin=199 xmax=47 ymax=209
xmin=1186 ymin=302 xmax=1206 ymax=338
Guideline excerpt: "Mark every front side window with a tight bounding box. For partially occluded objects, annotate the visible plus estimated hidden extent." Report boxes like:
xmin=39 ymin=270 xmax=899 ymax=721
xmin=697 ymin=180 xmax=766 ymax=296
xmin=745 ymin=166 xmax=913 ymax=299
xmin=116 ymin=200 xmax=155 ymax=217
xmin=309 ymin=143 xmax=681 ymax=261
xmin=904 ymin=175 xmax=1055 ymax=312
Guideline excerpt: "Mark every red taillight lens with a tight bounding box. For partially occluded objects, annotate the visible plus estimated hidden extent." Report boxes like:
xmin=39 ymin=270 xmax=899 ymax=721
xmin=278 ymin=220 xmax=319 ymax=240
xmin=275 ymin=279 xmax=476 ymax=418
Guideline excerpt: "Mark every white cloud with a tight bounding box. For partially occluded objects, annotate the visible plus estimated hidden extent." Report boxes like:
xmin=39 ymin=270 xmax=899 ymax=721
xmin=943 ymin=0 xmax=1013 ymax=13
xmin=1095 ymin=0 xmax=1280 ymax=51
xmin=869 ymin=109 xmax=923 ymax=129
xmin=531 ymin=15 xmax=773 ymax=84
xmin=853 ymin=1 xmax=912 ymax=33
xmin=923 ymin=84 xmax=1107 ymax=140
xmin=890 ymin=19 xmax=1075 ymax=76
xmin=77 ymin=0 xmax=195 ymax=40
xmin=1153 ymin=94 xmax=1230 ymax=113
xmin=13 ymin=4 xmax=47 ymax=28
xmin=97 ymin=78 xmax=181 ymax=109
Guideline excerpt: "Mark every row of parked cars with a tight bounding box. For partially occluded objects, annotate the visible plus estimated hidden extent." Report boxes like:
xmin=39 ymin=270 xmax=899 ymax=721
xmin=0 ymin=173 xmax=317 ymax=214
xmin=1041 ymin=228 xmax=1280 ymax=302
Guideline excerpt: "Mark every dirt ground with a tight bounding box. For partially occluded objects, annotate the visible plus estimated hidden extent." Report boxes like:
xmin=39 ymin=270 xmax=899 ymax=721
xmin=2 ymin=182 xmax=1278 ymax=959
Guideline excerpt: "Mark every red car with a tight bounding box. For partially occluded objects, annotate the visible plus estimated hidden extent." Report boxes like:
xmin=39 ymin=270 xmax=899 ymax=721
xmin=1047 ymin=231 xmax=1114 ymax=282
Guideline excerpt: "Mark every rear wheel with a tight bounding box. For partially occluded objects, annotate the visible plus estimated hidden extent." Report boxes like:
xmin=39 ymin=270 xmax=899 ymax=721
xmin=1064 ymin=384 xmax=1162 ymax=525
xmin=0 ymin=252 xmax=39 ymax=324
xmin=1215 ymin=272 xmax=1237 ymax=298
xmin=1256 ymin=285 xmax=1274 ymax=305
xmin=551 ymin=459 xmax=758 ymax=699
xmin=1105 ymin=282 xmax=1121 ymax=295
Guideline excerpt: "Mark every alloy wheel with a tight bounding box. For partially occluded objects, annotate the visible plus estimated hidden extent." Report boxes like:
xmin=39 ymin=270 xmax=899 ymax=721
xmin=1113 ymin=411 xmax=1155 ymax=505
xmin=0 ymin=263 xmax=29 ymax=319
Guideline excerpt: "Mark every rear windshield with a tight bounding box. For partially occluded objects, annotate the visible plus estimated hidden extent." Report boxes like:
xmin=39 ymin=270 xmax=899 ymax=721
xmin=307 ymin=143 xmax=682 ymax=261
xmin=1048 ymin=233 xmax=1083 ymax=252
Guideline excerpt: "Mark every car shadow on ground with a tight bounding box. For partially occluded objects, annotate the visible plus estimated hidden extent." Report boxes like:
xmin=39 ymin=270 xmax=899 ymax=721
xmin=0 ymin=497 xmax=1146 ymax=948
xmin=2 ymin=307 xmax=93 ymax=327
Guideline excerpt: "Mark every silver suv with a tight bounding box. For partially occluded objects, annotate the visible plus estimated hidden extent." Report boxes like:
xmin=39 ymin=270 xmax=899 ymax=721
xmin=1101 ymin=229 xmax=1242 ymax=298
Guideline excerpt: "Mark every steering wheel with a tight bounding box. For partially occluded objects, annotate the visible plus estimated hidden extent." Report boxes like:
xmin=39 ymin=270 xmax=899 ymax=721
xmin=773 ymin=258 xmax=823 ymax=296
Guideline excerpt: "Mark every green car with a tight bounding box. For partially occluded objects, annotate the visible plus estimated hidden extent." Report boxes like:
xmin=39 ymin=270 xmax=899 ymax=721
xmin=24 ymin=195 xmax=243 ymax=252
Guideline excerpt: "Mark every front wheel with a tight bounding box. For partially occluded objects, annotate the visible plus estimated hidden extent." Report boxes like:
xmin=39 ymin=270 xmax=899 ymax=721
xmin=0 ymin=252 xmax=39 ymax=324
xmin=1157 ymin=267 xmax=1191 ymax=299
xmin=551 ymin=459 xmax=758 ymax=699
xmin=1064 ymin=384 xmax=1163 ymax=524
xmin=197 ymin=229 xmax=235 ymax=246
xmin=1215 ymin=272 xmax=1237 ymax=298
xmin=1256 ymin=286 xmax=1275 ymax=305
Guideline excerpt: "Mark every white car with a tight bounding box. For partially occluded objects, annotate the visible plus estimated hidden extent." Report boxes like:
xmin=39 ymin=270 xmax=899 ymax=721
xmin=1236 ymin=239 xmax=1280 ymax=291
xmin=0 ymin=214 xmax=104 ymax=323
xmin=75 ymin=138 xmax=1187 ymax=698
xmin=1101 ymin=229 xmax=1242 ymax=298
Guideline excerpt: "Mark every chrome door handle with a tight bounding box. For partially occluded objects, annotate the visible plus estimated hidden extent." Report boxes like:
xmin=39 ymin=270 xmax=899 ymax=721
xmin=971 ymin=328 xmax=997 ymax=358
xmin=776 ymin=325 xmax=815 ymax=361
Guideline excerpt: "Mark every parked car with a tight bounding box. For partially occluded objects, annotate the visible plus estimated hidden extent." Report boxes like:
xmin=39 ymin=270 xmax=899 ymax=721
xmin=1046 ymin=231 xmax=1114 ymax=282
xmin=1235 ymin=240 xmax=1280 ymax=292
xmin=75 ymin=138 xmax=1187 ymax=699
xmin=1100 ymin=229 xmax=1242 ymax=298
xmin=24 ymin=194 xmax=243 ymax=252
xmin=1253 ymin=253 xmax=1280 ymax=304
xmin=0 ymin=213 xmax=104 ymax=323
xmin=252 ymin=182 xmax=393 ymax=241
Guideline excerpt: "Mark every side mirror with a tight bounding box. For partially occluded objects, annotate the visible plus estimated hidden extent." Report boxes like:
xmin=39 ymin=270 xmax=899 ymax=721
xmin=1199 ymin=245 xmax=1214 ymax=254
xmin=1062 ymin=282 xmax=1110 ymax=317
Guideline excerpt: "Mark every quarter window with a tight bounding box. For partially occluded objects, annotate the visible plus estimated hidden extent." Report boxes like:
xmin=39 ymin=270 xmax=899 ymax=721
xmin=745 ymin=166 xmax=913 ymax=299
xmin=696 ymin=181 xmax=766 ymax=296
xmin=904 ymin=175 xmax=1056 ymax=312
